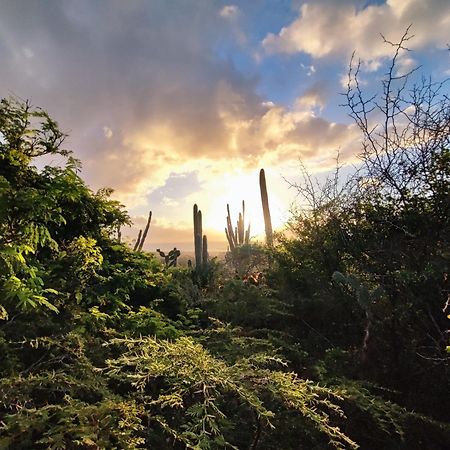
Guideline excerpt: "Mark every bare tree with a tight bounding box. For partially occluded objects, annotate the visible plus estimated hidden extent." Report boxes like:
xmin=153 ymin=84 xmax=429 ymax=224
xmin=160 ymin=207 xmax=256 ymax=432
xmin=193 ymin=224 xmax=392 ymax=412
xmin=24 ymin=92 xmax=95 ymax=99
xmin=343 ymin=26 xmax=450 ymax=207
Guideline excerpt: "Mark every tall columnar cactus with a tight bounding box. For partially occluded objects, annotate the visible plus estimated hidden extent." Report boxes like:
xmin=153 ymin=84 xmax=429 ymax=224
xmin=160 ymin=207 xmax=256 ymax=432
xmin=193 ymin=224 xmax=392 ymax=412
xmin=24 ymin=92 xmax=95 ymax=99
xmin=137 ymin=211 xmax=152 ymax=252
xmin=133 ymin=229 xmax=142 ymax=251
xmin=193 ymin=204 xmax=203 ymax=268
xmin=202 ymin=235 xmax=208 ymax=267
xmin=259 ymin=169 xmax=273 ymax=246
xmin=225 ymin=201 xmax=250 ymax=251
xmin=225 ymin=204 xmax=236 ymax=251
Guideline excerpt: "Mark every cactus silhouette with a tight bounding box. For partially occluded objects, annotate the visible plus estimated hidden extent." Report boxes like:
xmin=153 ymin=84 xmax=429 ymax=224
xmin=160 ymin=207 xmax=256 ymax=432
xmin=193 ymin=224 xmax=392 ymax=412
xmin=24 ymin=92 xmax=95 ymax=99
xmin=225 ymin=200 xmax=250 ymax=251
xmin=193 ymin=204 xmax=209 ymax=269
xmin=202 ymin=235 xmax=208 ymax=268
xmin=157 ymin=247 xmax=181 ymax=267
xmin=193 ymin=204 xmax=203 ymax=268
xmin=133 ymin=210 xmax=152 ymax=252
xmin=133 ymin=229 xmax=142 ymax=251
xmin=138 ymin=211 xmax=152 ymax=251
xmin=259 ymin=169 xmax=273 ymax=246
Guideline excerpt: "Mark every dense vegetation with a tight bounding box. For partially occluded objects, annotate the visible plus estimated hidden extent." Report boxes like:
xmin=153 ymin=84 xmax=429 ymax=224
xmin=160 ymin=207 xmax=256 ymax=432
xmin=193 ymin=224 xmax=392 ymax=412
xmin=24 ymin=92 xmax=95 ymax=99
xmin=1 ymin=48 xmax=449 ymax=448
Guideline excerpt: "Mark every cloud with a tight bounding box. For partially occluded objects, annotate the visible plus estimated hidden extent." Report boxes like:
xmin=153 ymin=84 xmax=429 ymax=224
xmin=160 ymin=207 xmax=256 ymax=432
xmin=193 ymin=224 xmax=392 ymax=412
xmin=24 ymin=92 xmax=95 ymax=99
xmin=300 ymin=63 xmax=316 ymax=76
xmin=263 ymin=0 xmax=450 ymax=65
xmin=0 ymin=0 xmax=362 ymax=247
xmin=148 ymin=172 xmax=202 ymax=205
xmin=395 ymin=55 xmax=417 ymax=76
xmin=295 ymin=81 xmax=329 ymax=111
xmin=219 ymin=5 xmax=239 ymax=19
xmin=103 ymin=126 xmax=113 ymax=139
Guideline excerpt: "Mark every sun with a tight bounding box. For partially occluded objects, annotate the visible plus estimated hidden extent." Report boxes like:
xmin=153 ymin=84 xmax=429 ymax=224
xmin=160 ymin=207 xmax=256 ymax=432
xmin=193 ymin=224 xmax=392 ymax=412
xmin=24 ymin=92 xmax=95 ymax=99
xmin=204 ymin=171 xmax=285 ymax=241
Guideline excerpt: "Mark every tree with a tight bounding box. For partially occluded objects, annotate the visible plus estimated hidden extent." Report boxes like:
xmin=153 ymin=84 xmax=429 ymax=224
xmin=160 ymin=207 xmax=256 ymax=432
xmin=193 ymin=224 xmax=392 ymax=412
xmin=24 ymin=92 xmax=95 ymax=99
xmin=0 ymin=98 xmax=129 ymax=317
xmin=344 ymin=27 xmax=449 ymax=210
xmin=343 ymin=27 xmax=449 ymax=368
xmin=271 ymin=29 xmax=450 ymax=429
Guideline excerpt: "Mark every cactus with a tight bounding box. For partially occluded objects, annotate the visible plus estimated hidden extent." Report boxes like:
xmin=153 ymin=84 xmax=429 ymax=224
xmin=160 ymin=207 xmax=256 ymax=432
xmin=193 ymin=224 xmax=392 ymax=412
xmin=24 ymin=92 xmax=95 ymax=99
xmin=138 ymin=211 xmax=152 ymax=252
xmin=132 ymin=210 xmax=152 ymax=252
xmin=259 ymin=169 xmax=273 ymax=246
xmin=225 ymin=204 xmax=237 ymax=250
xmin=133 ymin=229 xmax=142 ymax=251
xmin=157 ymin=247 xmax=181 ymax=267
xmin=193 ymin=204 xmax=203 ymax=268
xmin=193 ymin=204 xmax=210 ymax=272
xmin=225 ymin=201 xmax=250 ymax=250
xmin=202 ymin=235 xmax=208 ymax=267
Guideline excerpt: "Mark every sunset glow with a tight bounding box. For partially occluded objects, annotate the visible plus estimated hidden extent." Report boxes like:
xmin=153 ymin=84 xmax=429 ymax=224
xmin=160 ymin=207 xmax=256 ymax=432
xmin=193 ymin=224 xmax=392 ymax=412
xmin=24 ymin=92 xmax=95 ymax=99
xmin=1 ymin=0 xmax=448 ymax=251
xmin=205 ymin=171 xmax=286 ymax=240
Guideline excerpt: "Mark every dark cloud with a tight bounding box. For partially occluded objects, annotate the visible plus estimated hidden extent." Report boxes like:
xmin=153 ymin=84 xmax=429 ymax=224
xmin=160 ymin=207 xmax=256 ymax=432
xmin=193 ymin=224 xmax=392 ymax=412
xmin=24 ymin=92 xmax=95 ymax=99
xmin=0 ymin=0 xmax=358 ymax=211
xmin=0 ymin=2 xmax=255 ymax=159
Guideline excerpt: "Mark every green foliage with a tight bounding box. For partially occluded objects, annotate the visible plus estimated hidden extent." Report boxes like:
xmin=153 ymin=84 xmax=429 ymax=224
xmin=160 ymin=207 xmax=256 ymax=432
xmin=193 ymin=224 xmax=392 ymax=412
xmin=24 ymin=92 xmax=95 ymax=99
xmin=267 ymin=40 xmax=450 ymax=447
xmin=203 ymin=277 xmax=289 ymax=330
xmin=1 ymin=94 xmax=449 ymax=449
xmin=332 ymin=272 xmax=383 ymax=311
xmin=105 ymin=335 xmax=357 ymax=449
xmin=224 ymin=242 xmax=268 ymax=278
xmin=0 ymin=98 xmax=129 ymax=318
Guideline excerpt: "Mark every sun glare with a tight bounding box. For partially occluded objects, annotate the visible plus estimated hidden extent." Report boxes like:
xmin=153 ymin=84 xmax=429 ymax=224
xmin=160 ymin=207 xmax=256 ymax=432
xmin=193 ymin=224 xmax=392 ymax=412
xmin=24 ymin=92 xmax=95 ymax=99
xmin=205 ymin=172 xmax=285 ymax=242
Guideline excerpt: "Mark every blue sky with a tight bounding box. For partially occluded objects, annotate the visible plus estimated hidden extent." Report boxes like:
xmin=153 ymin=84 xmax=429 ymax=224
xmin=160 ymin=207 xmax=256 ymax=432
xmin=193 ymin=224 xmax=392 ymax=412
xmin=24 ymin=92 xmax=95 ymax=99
xmin=0 ymin=0 xmax=449 ymax=250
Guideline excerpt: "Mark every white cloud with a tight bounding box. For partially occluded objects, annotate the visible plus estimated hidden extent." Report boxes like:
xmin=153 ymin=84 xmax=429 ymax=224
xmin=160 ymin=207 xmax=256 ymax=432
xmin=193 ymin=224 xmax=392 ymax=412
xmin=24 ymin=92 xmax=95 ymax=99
xmin=219 ymin=5 xmax=239 ymax=19
xmin=395 ymin=55 xmax=417 ymax=76
xmin=295 ymin=81 xmax=328 ymax=111
xmin=103 ymin=126 xmax=113 ymax=139
xmin=161 ymin=196 xmax=180 ymax=207
xmin=301 ymin=63 xmax=316 ymax=76
xmin=263 ymin=0 xmax=450 ymax=66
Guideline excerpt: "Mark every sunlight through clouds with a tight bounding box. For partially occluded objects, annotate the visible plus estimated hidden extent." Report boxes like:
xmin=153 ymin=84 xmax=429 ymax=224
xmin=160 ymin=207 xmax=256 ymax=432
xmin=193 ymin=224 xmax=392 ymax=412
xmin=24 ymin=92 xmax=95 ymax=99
xmin=0 ymin=0 xmax=447 ymax=249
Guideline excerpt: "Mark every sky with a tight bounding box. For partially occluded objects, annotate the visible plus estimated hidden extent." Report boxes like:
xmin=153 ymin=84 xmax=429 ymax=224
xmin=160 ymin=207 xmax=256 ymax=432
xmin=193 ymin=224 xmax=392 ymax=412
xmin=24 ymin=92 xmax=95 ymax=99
xmin=0 ymin=0 xmax=449 ymax=251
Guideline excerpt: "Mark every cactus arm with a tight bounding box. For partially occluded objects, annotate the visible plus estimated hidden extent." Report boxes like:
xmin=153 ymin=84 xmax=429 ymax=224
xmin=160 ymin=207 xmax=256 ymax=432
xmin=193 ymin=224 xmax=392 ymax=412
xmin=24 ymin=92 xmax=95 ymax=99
xmin=133 ymin=229 xmax=142 ymax=251
xmin=138 ymin=210 xmax=152 ymax=251
xmin=259 ymin=168 xmax=273 ymax=246
xmin=225 ymin=227 xmax=235 ymax=251
xmin=202 ymin=235 xmax=208 ymax=267
xmin=226 ymin=204 xmax=237 ymax=248
xmin=238 ymin=212 xmax=244 ymax=244
xmin=245 ymin=224 xmax=250 ymax=244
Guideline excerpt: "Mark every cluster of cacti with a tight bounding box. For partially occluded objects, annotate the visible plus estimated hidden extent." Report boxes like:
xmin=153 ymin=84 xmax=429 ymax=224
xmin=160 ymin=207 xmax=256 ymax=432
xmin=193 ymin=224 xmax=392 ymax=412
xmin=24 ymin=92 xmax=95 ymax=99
xmin=156 ymin=247 xmax=181 ymax=267
xmin=193 ymin=204 xmax=208 ymax=268
xmin=133 ymin=210 xmax=152 ymax=251
xmin=225 ymin=201 xmax=250 ymax=251
xmin=259 ymin=169 xmax=273 ymax=246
